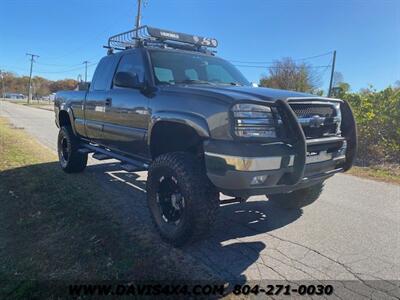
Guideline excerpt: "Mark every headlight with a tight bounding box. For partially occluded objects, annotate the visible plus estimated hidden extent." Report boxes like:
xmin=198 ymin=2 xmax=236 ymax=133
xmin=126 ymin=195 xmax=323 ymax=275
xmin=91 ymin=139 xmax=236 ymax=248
xmin=232 ymin=103 xmax=277 ymax=138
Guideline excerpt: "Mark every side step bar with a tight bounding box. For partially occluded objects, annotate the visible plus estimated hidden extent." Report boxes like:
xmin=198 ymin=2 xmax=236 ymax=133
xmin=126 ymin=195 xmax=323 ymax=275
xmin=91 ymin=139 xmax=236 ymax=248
xmin=92 ymin=153 xmax=111 ymax=160
xmin=220 ymin=197 xmax=248 ymax=205
xmin=80 ymin=143 xmax=149 ymax=171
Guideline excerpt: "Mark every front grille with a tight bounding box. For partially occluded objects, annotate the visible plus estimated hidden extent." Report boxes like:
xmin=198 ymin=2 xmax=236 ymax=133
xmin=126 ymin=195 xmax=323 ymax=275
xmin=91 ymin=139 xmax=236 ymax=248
xmin=289 ymin=102 xmax=340 ymax=138
xmin=290 ymin=104 xmax=335 ymax=118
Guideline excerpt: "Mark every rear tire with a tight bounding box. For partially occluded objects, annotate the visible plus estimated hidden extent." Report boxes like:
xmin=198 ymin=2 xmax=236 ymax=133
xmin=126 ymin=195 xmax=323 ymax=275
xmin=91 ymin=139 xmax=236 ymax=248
xmin=146 ymin=152 xmax=219 ymax=246
xmin=267 ymin=182 xmax=324 ymax=209
xmin=57 ymin=126 xmax=87 ymax=173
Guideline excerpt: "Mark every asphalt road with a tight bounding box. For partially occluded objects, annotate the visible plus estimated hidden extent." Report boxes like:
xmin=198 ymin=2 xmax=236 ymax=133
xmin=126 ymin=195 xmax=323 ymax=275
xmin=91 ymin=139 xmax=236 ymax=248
xmin=1 ymin=101 xmax=399 ymax=298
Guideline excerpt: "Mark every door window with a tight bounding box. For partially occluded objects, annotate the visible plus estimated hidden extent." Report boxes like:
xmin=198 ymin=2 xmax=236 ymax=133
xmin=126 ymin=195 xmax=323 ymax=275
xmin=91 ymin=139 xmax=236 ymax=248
xmin=115 ymin=51 xmax=145 ymax=85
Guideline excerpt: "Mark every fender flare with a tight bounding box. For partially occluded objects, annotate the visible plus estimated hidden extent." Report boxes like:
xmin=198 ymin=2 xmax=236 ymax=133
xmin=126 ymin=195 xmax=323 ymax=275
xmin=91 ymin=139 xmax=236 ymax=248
xmin=58 ymin=105 xmax=78 ymax=136
xmin=148 ymin=111 xmax=210 ymax=146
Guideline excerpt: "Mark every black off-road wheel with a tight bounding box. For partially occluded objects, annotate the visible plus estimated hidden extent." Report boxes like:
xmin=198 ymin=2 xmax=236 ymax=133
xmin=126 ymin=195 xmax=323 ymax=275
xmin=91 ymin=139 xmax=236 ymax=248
xmin=146 ymin=152 xmax=219 ymax=246
xmin=57 ymin=126 xmax=87 ymax=173
xmin=267 ymin=182 xmax=324 ymax=209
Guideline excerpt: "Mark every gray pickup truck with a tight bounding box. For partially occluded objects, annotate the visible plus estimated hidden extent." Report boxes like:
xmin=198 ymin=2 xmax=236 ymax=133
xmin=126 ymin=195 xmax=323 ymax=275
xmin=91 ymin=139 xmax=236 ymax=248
xmin=55 ymin=26 xmax=357 ymax=246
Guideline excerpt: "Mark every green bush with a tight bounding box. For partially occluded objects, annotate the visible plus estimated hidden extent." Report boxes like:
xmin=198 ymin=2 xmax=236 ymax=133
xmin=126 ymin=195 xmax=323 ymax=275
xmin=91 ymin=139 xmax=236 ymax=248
xmin=340 ymin=87 xmax=400 ymax=166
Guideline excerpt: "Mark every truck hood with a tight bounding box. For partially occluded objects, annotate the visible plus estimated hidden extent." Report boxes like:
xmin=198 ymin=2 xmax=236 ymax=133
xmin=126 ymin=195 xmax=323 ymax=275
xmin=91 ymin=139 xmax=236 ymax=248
xmin=161 ymin=84 xmax=318 ymax=104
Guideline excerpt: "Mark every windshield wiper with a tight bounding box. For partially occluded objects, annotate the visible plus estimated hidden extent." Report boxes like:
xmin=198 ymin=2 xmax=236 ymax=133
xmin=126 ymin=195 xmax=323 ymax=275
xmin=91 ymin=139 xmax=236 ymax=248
xmin=172 ymin=79 xmax=216 ymax=85
xmin=215 ymin=81 xmax=243 ymax=86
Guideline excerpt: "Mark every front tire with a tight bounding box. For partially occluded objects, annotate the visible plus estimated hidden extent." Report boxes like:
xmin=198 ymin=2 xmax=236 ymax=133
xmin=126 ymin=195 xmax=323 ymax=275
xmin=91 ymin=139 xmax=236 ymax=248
xmin=267 ymin=182 xmax=324 ymax=209
xmin=146 ymin=152 xmax=219 ymax=246
xmin=57 ymin=126 xmax=87 ymax=173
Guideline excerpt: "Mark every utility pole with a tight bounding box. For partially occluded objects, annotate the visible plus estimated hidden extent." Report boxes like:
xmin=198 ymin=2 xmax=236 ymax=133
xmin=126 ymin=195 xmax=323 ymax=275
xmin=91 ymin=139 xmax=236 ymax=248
xmin=0 ymin=69 xmax=5 ymax=99
xmin=328 ymin=50 xmax=336 ymax=97
xmin=135 ymin=0 xmax=142 ymax=37
xmin=26 ymin=53 xmax=39 ymax=104
xmin=82 ymin=61 xmax=89 ymax=83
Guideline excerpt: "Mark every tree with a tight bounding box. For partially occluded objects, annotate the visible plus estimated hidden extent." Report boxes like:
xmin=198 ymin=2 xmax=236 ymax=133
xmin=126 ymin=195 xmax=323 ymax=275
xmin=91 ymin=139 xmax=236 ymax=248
xmin=0 ymin=71 xmax=78 ymax=98
xmin=259 ymin=57 xmax=321 ymax=93
xmin=49 ymin=79 xmax=78 ymax=93
xmin=341 ymin=86 xmax=400 ymax=165
xmin=32 ymin=76 xmax=51 ymax=98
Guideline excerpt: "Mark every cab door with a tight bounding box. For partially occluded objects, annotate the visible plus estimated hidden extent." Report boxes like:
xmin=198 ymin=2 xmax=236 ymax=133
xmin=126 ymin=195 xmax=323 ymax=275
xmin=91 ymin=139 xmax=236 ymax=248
xmin=84 ymin=55 xmax=118 ymax=144
xmin=101 ymin=49 xmax=150 ymax=157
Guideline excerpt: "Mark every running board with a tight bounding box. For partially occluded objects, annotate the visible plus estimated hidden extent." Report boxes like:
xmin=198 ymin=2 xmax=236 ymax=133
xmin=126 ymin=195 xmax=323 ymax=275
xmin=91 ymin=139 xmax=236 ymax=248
xmin=81 ymin=144 xmax=149 ymax=171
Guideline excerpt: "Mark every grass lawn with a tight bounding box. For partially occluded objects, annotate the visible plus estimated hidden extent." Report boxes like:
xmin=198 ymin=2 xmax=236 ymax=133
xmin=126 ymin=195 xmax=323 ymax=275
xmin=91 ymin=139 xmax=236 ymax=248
xmin=21 ymin=103 xmax=54 ymax=111
xmin=0 ymin=117 xmax=213 ymax=299
xmin=348 ymin=165 xmax=400 ymax=185
xmin=8 ymin=100 xmax=54 ymax=111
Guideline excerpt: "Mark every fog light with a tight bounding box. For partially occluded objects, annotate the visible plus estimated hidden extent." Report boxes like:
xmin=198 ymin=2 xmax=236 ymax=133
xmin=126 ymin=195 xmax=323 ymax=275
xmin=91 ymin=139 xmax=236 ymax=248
xmin=334 ymin=140 xmax=347 ymax=160
xmin=339 ymin=140 xmax=347 ymax=155
xmin=251 ymin=175 xmax=268 ymax=185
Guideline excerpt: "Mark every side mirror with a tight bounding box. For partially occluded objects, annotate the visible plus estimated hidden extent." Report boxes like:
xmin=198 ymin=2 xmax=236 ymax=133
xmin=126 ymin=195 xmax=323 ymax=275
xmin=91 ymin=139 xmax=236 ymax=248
xmin=113 ymin=71 xmax=143 ymax=89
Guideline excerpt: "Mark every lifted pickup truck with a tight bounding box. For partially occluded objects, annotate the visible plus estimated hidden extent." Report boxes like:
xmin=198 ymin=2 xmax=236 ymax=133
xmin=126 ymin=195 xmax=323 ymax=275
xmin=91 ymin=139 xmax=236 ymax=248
xmin=55 ymin=26 xmax=357 ymax=246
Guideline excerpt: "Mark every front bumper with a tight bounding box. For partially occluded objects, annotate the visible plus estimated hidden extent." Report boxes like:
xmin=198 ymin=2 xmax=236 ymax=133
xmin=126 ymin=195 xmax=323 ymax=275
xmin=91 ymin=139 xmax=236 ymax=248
xmin=204 ymin=138 xmax=346 ymax=197
xmin=204 ymin=99 xmax=357 ymax=198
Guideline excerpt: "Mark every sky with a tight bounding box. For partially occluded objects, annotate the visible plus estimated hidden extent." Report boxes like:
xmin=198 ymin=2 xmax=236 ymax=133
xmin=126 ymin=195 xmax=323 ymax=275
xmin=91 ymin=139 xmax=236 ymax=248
xmin=0 ymin=0 xmax=399 ymax=93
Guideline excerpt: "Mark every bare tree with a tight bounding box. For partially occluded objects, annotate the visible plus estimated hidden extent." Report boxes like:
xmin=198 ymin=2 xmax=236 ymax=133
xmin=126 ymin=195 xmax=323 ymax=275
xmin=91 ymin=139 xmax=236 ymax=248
xmin=394 ymin=80 xmax=400 ymax=90
xmin=332 ymin=71 xmax=344 ymax=87
xmin=259 ymin=57 xmax=322 ymax=93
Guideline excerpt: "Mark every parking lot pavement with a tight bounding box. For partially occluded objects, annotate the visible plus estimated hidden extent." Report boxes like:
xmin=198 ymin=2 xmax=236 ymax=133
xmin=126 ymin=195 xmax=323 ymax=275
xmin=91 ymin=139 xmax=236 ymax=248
xmin=1 ymin=101 xmax=399 ymax=295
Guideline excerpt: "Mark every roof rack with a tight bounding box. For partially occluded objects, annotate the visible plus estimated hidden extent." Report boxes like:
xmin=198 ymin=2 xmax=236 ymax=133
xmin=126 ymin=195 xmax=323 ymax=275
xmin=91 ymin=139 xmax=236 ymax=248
xmin=107 ymin=25 xmax=218 ymax=53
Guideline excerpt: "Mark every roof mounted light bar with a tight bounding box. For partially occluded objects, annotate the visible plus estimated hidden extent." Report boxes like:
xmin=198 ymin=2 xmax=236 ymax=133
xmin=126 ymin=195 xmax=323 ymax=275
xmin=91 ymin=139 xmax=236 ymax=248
xmin=107 ymin=25 xmax=218 ymax=51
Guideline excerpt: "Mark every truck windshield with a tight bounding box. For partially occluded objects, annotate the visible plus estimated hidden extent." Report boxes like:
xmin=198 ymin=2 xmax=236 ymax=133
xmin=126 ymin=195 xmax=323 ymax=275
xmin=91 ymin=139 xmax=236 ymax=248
xmin=149 ymin=50 xmax=250 ymax=86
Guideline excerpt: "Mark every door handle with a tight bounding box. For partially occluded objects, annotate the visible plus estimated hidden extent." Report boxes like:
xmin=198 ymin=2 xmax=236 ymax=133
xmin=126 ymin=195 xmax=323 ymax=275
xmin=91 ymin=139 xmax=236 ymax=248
xmin=105 ymin=98 xmax=112 ymax=106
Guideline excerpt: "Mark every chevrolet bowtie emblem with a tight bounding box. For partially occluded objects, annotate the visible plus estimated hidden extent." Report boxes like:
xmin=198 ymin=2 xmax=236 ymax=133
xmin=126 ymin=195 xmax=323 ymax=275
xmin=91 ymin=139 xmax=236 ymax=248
xmin=308 ymin=115 xmax=325 ymax=128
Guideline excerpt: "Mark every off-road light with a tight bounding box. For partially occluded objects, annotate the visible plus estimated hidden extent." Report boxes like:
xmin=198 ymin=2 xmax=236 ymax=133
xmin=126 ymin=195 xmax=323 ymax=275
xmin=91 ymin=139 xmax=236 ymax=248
xmin=232 ymin=103 xmax=277 ymax=138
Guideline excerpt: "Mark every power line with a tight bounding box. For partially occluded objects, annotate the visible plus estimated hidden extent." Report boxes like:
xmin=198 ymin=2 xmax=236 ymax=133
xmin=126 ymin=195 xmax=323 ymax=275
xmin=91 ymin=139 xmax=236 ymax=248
xmin=229 ymin=51 xmax=333 ymax=64
xmin=0 ymin=62 xmax=98 ymax=77
xmin=26 ymin=53 xmax=39 ymax=103
xmin=234 ymin=64 xmax=331 ymax=69
xmin=41 ymin=9 xmax=135 ymax=61
xmin=35 ymin=55 xmax=100 ymax=68
xmin=34 ymin=62 xmax=98 ymax=74
xmin=36 ymin=61 xmax=83 ymax=67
